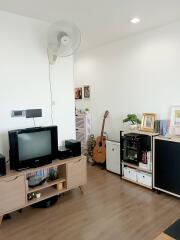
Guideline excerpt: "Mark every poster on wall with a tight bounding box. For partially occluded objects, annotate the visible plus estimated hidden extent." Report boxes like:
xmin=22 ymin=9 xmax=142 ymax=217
xmin=75 ymin=87 xmax=82 ymax=99
xmin=83 ymin=85 xmax=90 ymax=99
xmin=168 ymin=106 xmax=180 ymax=136
xmin=170 ymin=106 xmax=180 ymax=126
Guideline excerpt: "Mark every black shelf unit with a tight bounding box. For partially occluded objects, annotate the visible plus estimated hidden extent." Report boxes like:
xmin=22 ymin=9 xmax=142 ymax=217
xmin=120 ymin=132 xmax=151 ymax=166
xmin=154 ymin=138 xmax=180 ymax=196
xmin=120 ymin=130 xmax=157 ymax=189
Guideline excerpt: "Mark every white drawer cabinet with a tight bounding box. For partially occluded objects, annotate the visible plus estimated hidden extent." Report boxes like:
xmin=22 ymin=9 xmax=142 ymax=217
xmin=75 ymin=113 xmax=91 ymax=154
xmin=106 ymin=140 xmax=120 ymax=174
xmin=76 ymin=129 xmax=87 ymax=146
xmin=0 ymin=175 xmax=26 ymax=215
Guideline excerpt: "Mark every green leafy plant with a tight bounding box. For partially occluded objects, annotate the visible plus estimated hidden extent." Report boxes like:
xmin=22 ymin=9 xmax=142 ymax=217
xmin=87 ymin=134 xmax=96 ymax=158
xmin=123 ymin=114 xmax=141 ymax=125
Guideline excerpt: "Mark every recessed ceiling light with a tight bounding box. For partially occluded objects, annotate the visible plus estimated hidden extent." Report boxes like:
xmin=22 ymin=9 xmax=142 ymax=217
xmin=130 ymin=18 xmax=141 ymax=24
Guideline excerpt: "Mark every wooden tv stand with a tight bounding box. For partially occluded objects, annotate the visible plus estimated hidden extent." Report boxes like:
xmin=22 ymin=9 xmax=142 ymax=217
xmin=0 ymin=155 xmax=87 ymax=225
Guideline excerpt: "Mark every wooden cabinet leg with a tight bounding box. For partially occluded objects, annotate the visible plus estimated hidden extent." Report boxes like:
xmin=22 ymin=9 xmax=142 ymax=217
xmin=79 ymin=186 xmax=84 ymax=194
xmin=18 ymin=209 xmax=23 ymax=213
xmin=0 ymin=216 xmax=3 ymax=225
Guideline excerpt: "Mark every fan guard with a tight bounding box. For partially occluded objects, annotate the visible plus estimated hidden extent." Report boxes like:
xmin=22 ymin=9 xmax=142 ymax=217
xmin=47 ymin=21 xmax=81 ymax=64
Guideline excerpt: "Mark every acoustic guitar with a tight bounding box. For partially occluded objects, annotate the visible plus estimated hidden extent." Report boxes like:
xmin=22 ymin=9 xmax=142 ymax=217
xmin=93 ymin=110 xmax=109 ymax=163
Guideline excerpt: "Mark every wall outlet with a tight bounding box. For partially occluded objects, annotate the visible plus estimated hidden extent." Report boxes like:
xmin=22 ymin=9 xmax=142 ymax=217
xmin=11 ymin=110 xmax=25 ymax=117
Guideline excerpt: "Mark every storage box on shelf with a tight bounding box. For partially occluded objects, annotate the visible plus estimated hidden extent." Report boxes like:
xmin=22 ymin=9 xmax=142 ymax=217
xmin=137 ymin=171 xmax=152 ymax=188
xmin=120 ymin=130 xmax=159 ymax=189
xmin=123 ymin=167 xmax=137 ymax=181
xmin=0 ymin=155 xmax=87 ymax=224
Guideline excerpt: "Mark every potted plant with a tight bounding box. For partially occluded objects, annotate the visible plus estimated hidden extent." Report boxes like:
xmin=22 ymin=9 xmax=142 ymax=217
xmin=85 ymin=108 xmax=89 ymax=114
xmin=87 ymin=134 xmax=96 ymax=162
xmin=123 ymin=114 xmax=141 ymax=130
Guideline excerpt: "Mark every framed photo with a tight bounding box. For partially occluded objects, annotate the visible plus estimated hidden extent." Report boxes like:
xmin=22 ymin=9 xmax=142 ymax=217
xmin=84 ymin=85 xmax=90 ymax=99
xmin=170 ymin=106 xmax=180 ymax=127
xmin=75 ymin=87 xmax=82 ymax=100
xmin=141 ymin=113 xmax=156 ymax=132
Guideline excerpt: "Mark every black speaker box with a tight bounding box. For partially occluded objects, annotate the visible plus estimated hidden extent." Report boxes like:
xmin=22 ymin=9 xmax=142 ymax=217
xmin=57 ymin=146 xmax=72 ymax=160
xmin=65 ymin=139 xmax=81 ymax=157
xmin=0 ymin=154 xmax=6 ymax=176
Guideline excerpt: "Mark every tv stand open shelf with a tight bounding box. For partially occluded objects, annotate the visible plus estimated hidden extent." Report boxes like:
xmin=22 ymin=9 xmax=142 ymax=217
xmin=27 ymin=178 xmax=66 ymax=194
xmin=27 ymin=186 xmax=67 ymax=206
xmin=0 ymin=155 xmax=87 ymax=225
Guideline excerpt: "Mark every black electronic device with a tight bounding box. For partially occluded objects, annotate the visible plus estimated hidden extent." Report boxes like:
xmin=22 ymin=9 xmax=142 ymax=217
xmin=57 ymin=146 xmax=72 ymax=160
xmin=26 ymin=109 xmax=42 ymax=118
xmin=9 ymin=126 xmax=58 ymax=171
xmin=121 ymin=133 xmax=151 ymax=165
xmin=65 ymin=139 xmax=81 ymax=157
xmin=0 ymin=154 xmax=6 ymax=176
xmin=32 ymin=195 xmax=59 ymax=208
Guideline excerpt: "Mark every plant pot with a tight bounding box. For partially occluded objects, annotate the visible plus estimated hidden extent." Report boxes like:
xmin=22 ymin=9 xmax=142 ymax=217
xmin=129 ymin=124 xmax=138 ymax=130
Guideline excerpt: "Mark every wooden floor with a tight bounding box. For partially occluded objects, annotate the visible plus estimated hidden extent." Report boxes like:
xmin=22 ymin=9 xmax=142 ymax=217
xmin=0 ymin=164 xmax=180 ymax=240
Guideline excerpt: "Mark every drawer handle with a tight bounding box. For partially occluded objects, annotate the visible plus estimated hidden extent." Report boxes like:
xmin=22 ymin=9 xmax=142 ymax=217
xmin=5 ymin=176 xmax=19 ymax=182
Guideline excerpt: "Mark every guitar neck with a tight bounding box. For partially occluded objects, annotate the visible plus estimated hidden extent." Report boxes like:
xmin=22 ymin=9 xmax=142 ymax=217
xmin=100 ymin=118 xmax=106 ymax=140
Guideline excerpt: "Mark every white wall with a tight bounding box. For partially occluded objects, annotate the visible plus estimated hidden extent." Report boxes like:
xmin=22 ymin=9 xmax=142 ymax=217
xmin=74 ymin=21 xmax=180 ymax=141
xmin=0 ymin=11 xmax=75 ymax=158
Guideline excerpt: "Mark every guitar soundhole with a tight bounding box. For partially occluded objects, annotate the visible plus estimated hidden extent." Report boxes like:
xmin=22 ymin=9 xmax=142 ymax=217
xmin=99 ymin=142 xmax=102 ymax=147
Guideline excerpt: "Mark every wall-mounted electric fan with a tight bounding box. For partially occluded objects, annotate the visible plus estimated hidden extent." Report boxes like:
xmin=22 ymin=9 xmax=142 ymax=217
xmin=47 ymin=21 xmax=81 ymax=64
xmin=47 ymin=20 xmax=81 ymax=124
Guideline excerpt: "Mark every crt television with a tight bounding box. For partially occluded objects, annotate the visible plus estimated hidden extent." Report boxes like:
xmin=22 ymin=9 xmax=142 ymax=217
xmin=9 ymin=126 xmax=58 ymax=170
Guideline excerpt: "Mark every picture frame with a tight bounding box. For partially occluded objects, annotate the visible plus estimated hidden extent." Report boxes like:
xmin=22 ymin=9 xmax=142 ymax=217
xmin=170 ymin=106 xmax=180 ymax=127
xmin=83 ymin=85 xmax=90 ymax=99
xmin=141 ymin=113 xmax=156 ymax=132
xmin=75 ymin=87 xmax=82 ymax=100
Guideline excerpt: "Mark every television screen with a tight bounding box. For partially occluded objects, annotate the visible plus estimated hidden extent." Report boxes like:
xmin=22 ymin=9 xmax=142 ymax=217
xmin=9 ymin=126 xmax=58 ymax=170
xmin=18 ymin=130 xmax=52 ymax=161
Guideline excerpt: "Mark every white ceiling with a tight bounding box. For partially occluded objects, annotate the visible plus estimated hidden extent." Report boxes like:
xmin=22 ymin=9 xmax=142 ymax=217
xmin=0 ymin=0 xmax=180 ymax=51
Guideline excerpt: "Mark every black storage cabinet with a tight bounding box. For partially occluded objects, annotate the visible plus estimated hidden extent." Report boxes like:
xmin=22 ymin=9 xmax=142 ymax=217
xmin=154 ymin=138 xmax=180 ymax=196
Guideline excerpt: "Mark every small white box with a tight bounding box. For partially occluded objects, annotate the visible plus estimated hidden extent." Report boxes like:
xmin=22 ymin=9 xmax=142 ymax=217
xmin=137 ymin=171 xmax=152 ymax=187
xmin=147 ymin=151 xmax=151 ymax=159
xmin=123 ymin=167 xmax=137 ymax=182
xmin=139 ymin=162 xmax=149 ymax=170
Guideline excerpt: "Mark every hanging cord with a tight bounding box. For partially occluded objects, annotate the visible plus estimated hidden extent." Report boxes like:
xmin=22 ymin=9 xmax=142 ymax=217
xmin=32 ymin=117 xmax=36 ymax=127
xmin=48 ymin=63 xmax=54 ymax=125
